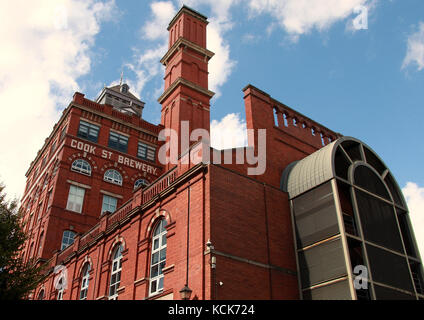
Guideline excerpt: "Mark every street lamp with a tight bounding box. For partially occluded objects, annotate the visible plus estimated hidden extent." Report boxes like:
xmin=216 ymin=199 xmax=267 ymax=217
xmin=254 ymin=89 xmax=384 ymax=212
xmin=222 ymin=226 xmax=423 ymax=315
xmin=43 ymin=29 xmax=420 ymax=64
xmin=179 ymin=285 xmax=192 ymax=300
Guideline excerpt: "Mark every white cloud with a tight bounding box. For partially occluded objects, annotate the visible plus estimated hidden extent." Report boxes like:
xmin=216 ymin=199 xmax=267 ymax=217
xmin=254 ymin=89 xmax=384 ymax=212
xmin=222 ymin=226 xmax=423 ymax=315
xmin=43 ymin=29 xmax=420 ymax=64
xmin=210 ymin=113 xmax=247 ymax=149
xmin=402 ymin=22 xmax=424 ymax=71
xmin=402 ymin=182 xmax=424 ymax=259
xmin=247 ymin=0 xmax=373 ymax=40
xmin=124 ymin=1 xmax=176 ymax=98
xmin=127 ymin=0 xmax=237 ymax=100
xmin=142 ymin=1 xmax=176 ymax=41
xmin=0 ymin=0 xmax=116 ymax=201
xmin=175 ymin=0 xmax=238 ymax=97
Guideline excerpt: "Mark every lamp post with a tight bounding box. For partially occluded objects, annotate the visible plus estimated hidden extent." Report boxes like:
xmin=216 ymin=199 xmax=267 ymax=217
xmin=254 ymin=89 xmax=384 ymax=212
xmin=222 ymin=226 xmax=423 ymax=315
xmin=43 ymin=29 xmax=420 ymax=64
xmin=179 ymin=285 xmax=192 ymax=300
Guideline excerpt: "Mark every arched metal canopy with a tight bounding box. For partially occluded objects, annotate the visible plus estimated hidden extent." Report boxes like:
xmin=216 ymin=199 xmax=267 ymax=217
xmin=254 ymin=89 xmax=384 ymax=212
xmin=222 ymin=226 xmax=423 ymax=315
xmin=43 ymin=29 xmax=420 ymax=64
xmin=281 ymin=136 xmax=406 ymax=204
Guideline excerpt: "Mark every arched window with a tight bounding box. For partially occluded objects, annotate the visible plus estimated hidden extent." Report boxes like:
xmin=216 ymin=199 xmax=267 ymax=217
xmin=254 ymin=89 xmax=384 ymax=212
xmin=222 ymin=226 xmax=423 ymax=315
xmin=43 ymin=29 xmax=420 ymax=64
xmin=61 ymin=230 xmax=76 ymax=251
xmin=37 ymin=289 xmax=45 ymax=300
xmin=109 ymin=244 xmax=123 ymax=300
xmin=38 ymin=232 xmax=44 ymax=257
xmin=104 ymin=169 xmax=122 ymax=186
xmin=71 ymin=159 xmax=92 ymax=176
xmin=134 ymin=179 xmax=149 ymax=190
xmin=80 ymin=263 xmax=91 ymax=300
xmin=149 ymin=219 xmax=167 ymax=296
xmin=29 ymin=242 xmax=34 ymax=260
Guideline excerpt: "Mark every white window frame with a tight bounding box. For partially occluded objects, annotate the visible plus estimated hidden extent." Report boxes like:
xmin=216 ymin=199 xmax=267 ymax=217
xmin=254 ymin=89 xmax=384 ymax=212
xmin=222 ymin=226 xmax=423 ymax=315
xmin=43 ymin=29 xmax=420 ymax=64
xmin=108 ymin=131 xmax=128 ymax=153
xmin=77 ymin=120 xmax=99 ymax=143
xmin=61 ymin=230 xmax=76 ymax=251
xmin=71 ymin=159 xmax=92 ymax=176
xmin=66 ymin=185 xmax=85 ymax=213
xmin=101 ymin=195 xmax=118 ymax=215
xmin=149 ymin=219 xmax=167 ymax=296
xmin=137 ymin=142 xmax=156 ymax=162
xmin=80 ymin=263 xmax=90 ymax=300
xmin=104 ymin=169 xmax=123 ymax=186
xmin=134 ymin=179 xmax=149 ymax=190
xmin=109 ymin=245 xmax=123 ymax=300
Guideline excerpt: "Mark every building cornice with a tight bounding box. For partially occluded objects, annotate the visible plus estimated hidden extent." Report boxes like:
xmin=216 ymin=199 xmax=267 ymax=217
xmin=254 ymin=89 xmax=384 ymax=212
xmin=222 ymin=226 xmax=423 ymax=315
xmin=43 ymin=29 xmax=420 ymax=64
xmin=160 ymin=37 xmax=214 ymax=65
xmin=157 ymin=77 xmax=215 ymax=105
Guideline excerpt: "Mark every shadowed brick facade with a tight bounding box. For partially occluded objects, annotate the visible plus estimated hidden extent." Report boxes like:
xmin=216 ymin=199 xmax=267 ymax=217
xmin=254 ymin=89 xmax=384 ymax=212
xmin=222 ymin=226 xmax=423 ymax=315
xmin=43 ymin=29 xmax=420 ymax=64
xmin=20 ymin=6 xmax=423 ymax=301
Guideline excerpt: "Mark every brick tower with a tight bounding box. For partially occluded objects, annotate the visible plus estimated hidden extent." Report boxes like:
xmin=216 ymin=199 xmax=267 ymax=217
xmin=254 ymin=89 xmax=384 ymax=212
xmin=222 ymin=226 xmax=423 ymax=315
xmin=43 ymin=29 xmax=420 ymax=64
xmin=158 ymin=6 xmax=215 ymax=169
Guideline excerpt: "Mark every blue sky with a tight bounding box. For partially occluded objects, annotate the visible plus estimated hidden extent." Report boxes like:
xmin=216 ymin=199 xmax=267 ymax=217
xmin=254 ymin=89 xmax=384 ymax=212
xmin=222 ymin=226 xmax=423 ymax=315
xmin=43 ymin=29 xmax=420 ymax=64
xmin=0 ymin=0 xmax=423 ymax=252
xmin=75 ymin=0 xmax=424 ymax=187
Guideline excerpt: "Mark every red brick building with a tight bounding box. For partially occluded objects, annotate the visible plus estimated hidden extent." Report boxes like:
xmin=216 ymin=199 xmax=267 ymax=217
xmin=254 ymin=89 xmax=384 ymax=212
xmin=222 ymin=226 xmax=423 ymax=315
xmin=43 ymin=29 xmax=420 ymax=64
xmin=20 ymin=6 xmax=423 ymax=301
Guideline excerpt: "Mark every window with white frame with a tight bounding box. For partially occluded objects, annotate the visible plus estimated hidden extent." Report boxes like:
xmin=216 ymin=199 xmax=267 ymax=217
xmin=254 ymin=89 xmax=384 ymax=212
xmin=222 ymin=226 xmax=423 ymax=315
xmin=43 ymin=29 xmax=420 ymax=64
xmin=101 ymin=195 xmax=118 ymax=215
xmin=77 ymin=120 xmax=99 ymax=143
xmin=71 ymin=159 xmax=92 ymax=176
xmin=61 ymin=230 xmax=76 ymax=251
xmin=109 ymin=244 xmax=123 ymax=300
xmin=149 ymin=219 xmax=167 ymax=296
xmin=108 ymin=131 xmax=128 ymax=153
xmin=134 ymin=179 xmax=149 ymax=190
xmin=66 ymin=185 xmax=85 ymax=213
xmin=104 ymin=169 xmax=122 ymax=186
xmin=137 ymin=142 xmax=156 ymax=162
xmin=80 ymin=263 xmax=90 ymax=300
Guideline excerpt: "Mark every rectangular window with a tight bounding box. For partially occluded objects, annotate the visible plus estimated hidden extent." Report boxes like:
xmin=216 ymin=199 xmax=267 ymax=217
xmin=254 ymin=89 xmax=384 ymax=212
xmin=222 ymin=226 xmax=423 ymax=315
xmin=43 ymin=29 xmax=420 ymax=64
xmin=66 ymin=185 xmax=85 ymax=213
xmin=101 ymin=195 xmax=117 ymax=215
xmin=60 ymin=125 xmax=67 ymax=142
xmin=137 ymin=142 xmax=156 ymax=162
xmin=77 ymin=120 xmax=100 ymax=143
xmin=108 ymin=131 xmax=128 ymax=153
xmin=50 ymin=140 xmax=57 ymax=155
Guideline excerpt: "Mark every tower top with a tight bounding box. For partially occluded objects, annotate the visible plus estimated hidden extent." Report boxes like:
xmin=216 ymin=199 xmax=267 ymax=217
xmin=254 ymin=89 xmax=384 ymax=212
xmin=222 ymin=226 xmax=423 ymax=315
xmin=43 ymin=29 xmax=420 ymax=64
xmin=168 ymin=5 xmax=208 ymax=30
xmin=96 ymin=83 xmax=145 ymax=118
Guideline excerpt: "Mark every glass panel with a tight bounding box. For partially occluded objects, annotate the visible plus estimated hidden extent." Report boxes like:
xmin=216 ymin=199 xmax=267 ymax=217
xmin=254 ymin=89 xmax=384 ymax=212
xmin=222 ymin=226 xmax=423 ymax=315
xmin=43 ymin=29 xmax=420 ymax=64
xmin=153 ymin=239 xmax=159 ymax=250
xmin=298 ymin=238 xmax=347 ymax=288
xmin=354 ymin=166 xmax=390 ymax=200
xmin=303 ymin=280 xmax=351 ymax=300
xmin=335 ymin=147 xmax=350 ymax=180
xmin=152 ymin=252 xmax=159 ymax=264
xmin=159 ymin=277 xmax=164 ymax=290
xmin=341 ymin=140 xmax=362 ymax=162
xmin=160 ymin=248 xmax=166 ymax=261
xmin=397 ymin=209 xmax=417 ymax=257
xmin=385 ymin=173 xmax=405 ymax=207
xmin=366 ymin=244 xmax=414 ymax=293
xmin=151 ymin=265 xmax=159 ymax=278
xmin=159 ymin=261 xmax=166 ymax=274
xmin=355 ymin=189 xmax=404 ymax=252
xmin=364 ymin=147 xmax=386 ymax=175
xmin=162 ymin=234 xmax=167 ymax=245
xmin=292 ymin=182 xmax=339 ymax=248
xmin=150 ymin=280 xmax=157 ymax=293
xmin=374 ymin=284 xmax=415 ymax=300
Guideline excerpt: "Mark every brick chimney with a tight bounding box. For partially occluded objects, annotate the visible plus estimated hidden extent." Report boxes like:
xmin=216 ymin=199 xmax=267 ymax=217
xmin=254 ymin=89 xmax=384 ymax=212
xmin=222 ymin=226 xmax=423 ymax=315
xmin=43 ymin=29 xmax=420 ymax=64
xmin=158 ymin=5 xmax=214 ymax=169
